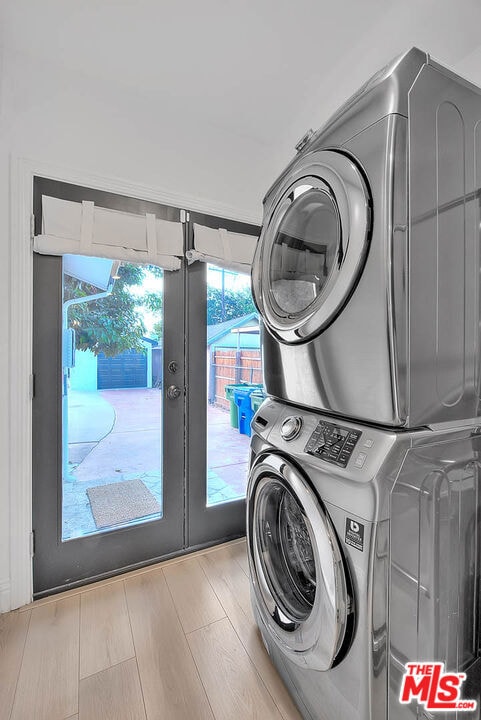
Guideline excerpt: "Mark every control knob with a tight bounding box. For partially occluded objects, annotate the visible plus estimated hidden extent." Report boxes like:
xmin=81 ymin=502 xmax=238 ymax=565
xmin=281 ymin=416 xmax=303 ymax=441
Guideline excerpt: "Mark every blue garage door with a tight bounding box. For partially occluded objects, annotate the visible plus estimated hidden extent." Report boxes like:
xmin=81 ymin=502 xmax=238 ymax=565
xmin=97 ymin=349 xmax=147 ymax=389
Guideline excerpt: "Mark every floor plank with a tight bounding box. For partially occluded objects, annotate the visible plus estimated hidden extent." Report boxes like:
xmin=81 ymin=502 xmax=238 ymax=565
xmin=228 ymin=539 xmax=250 ymax=577
xmin=199 ymin=545 xmax=253 ymax=618
xmin=200 ymin=546 xmax=302 ymax=720
xmin=79 ymin=658 xmax=146 ymax=720
xmin=0 ymin=609 xmax=31 ymax=719
xmin=125 ymin=569 xmax=214 ymax=720
xmin=188 ymin=617 xmax=283 ymax=720
xmin=11 ymin=595 xmax=80 ymax=720
xmin=80 ymin=581 xmax=135 ymax=679
xmin=163 ymin=556 xmax=225 ymax=633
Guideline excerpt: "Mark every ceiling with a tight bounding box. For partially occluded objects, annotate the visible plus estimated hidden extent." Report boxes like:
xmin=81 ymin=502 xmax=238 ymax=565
xmin=3 ymin=0 xmax=481 ymax=179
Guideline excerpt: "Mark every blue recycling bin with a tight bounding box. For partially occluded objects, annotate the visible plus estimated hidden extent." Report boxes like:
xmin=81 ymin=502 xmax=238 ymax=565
xmin=233 ymin=388 xmax=256 ymax=437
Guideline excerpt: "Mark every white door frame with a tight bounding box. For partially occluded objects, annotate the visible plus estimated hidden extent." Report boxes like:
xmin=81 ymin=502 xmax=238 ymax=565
xmin=8 ymin=155 xmax=260 ymax=610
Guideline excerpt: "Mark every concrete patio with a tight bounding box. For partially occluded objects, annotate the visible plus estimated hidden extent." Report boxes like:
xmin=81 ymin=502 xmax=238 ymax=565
xmin=63 ymin=388 xmax=250 ymax=539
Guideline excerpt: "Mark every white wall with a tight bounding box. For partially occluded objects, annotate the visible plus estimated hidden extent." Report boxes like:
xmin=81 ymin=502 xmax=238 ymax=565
xmin=0 ymin=47 xmax=270 ymax=610
xmin=69 ymin=350 xmax=98 ymax=392
xmin=0 ymin=42 xmax=12 ymax=611
xmin=2 ymin=49 xmax=271 ymax=218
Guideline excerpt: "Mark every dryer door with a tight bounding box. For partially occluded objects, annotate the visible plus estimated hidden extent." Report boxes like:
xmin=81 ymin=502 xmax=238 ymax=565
xmin=247 ymin=452 xmax=354 ymax=671
xmin=252 ymin=150 xmax=371 ymax=343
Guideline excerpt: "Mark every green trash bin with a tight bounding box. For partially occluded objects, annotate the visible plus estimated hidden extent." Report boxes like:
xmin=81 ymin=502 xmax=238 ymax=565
xmin=225 ymin=384 xmax=245 ymax=428
xmin=225 ymin=384 xmax=262 ymax=428
xmin=250 ymin=391 xmax=265 ymax=415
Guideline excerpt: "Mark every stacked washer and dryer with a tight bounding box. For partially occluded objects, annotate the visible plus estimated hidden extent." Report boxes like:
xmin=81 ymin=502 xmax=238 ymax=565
xmin=247 ymin=48 xmax=481 ymax=720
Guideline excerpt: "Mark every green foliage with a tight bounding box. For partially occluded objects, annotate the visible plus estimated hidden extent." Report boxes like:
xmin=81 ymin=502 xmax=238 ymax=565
xmin=143 ymin=290 xmax=163 ymax=314
xmin=65 ymin=263 xmax=149 ymax=358
xmin=152 ymin=320 xmax=164 ymax=340
xmin=207 ymin=285 xmax=256 ymax=325
xmin=64 ymin=261 xmax=255 ymax=355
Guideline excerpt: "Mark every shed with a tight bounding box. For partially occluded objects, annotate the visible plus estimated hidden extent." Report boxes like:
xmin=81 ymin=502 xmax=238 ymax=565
xmin=207 ymin=313 xmax=259 ymax=350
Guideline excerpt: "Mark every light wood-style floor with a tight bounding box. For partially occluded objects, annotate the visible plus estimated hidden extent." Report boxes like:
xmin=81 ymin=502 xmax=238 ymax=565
xmin=0 ymin=539 xmax=303 ymax=720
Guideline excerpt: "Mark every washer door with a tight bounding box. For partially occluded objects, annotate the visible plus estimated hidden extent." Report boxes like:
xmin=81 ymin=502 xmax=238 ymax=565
xmin=252 ymin=150 xmax=371 ymax=343
xmin=247 ymin=453 xmax=354 ymax=671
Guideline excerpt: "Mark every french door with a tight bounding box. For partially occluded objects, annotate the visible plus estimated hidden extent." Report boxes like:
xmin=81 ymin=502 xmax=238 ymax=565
xmin=187 ymin=211 xmax=261 ymax=546
xmin=32 ymin=178 xmax=260 ymax=598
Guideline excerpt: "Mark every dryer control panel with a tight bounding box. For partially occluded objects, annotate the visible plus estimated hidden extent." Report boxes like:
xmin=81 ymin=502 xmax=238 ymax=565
xmin=304 ymin=420 xmax=361 ymax=468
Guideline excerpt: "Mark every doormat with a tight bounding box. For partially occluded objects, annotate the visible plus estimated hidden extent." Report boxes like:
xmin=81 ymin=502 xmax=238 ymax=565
xmin=86 ymin=479 xmax=161 ymax=529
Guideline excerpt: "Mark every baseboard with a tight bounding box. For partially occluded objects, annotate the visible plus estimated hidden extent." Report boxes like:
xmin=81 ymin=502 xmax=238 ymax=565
xmin=0 ymin=579 xmax=11 ymax=613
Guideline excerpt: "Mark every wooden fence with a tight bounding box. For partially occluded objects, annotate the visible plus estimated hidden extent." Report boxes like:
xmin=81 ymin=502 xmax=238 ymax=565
xmin=209 ymin=348 xmax=262 ymax=409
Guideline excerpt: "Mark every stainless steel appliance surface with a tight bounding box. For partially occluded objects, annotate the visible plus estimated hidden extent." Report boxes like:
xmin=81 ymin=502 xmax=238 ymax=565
xmin=252 ymin=47 xmax=481 ymax=427
xmin=247 ymin=399 xmax=481 ymax=720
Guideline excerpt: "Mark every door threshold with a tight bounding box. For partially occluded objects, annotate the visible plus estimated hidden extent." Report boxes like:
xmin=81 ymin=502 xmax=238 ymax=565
xmin=25 ymin=534 xmax=246 ymax=610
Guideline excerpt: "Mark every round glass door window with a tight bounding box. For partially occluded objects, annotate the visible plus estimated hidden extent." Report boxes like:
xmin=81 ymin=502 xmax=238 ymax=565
xmin=269 ymin=186 xmax=340 ymax=316
xmin=256 ymin=479 xmax=316 ymax=623
xmin=252 ymin=150 xmax=371 ymax=343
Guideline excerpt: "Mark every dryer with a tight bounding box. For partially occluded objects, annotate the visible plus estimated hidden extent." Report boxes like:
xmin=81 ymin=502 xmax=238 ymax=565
xmin=251 ymin=47 xmax=481 ymax=427
xmin=247 ymin=399 xmax=481 ymax=720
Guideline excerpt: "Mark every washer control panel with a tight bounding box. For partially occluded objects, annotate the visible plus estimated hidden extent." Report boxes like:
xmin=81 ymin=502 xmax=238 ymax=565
xmin=304 ymin=420 xmax=362 ymax=468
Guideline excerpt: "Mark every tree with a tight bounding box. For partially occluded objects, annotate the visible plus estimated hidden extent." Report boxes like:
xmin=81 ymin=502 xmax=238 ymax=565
xmin=142 ymin=288 xmax=163 ymax=340
xmin=207 ymin=285 xmax=256 ymax=325
xmin=64 ymin=263 xmax=148 ymax=357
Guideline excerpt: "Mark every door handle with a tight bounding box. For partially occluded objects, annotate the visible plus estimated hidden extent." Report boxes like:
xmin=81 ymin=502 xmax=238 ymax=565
xmin=167 ymin=385 xmax=182 ymax=400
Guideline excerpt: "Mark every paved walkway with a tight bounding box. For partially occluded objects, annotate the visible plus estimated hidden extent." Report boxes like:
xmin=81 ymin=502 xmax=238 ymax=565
xmin=68 ymin=389 xmax=162 ymax=481
xmin=63 ymin=388 xmax=250 ymax=539
xmin=207 ymin=404 xmax=250 ymax=505
xmin=67 ymin=391 xmax=115 ymax=468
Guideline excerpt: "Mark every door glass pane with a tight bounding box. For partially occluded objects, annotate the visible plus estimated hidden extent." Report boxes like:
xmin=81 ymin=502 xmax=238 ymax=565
xmin=270 ymin=188 xmax=340 ymax=315
xmin=206 ymin=264 xmax=262 ymax=506
xmin=62 ymin=255 xmax=164 ymax=540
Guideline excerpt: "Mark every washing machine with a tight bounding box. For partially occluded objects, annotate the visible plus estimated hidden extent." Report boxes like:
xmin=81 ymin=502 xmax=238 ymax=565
xmin=251 ymin=47 xmax=481 ymax=427
xmin=247 ymin=399 xmax=481 ymax=720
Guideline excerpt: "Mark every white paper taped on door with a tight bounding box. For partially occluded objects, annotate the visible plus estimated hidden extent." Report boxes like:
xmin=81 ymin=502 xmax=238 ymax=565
xmin=34 ymin=195 xmax=183 ymax=271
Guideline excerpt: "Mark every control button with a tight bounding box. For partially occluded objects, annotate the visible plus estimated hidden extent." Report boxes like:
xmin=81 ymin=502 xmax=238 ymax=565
xmin=363 ymin=438 xmax=374 ymax=448
xmin=354 ymin=452 xmax=367 ymax=468
xmin=281 ymin=416 xmax=303 ymax=441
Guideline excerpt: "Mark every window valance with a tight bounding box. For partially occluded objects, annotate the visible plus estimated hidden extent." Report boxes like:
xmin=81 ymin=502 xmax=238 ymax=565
xmin=186 ymin=223 xmax=258 ymax=274
xmin=34 ymin=195 xmax=184 ymax=271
